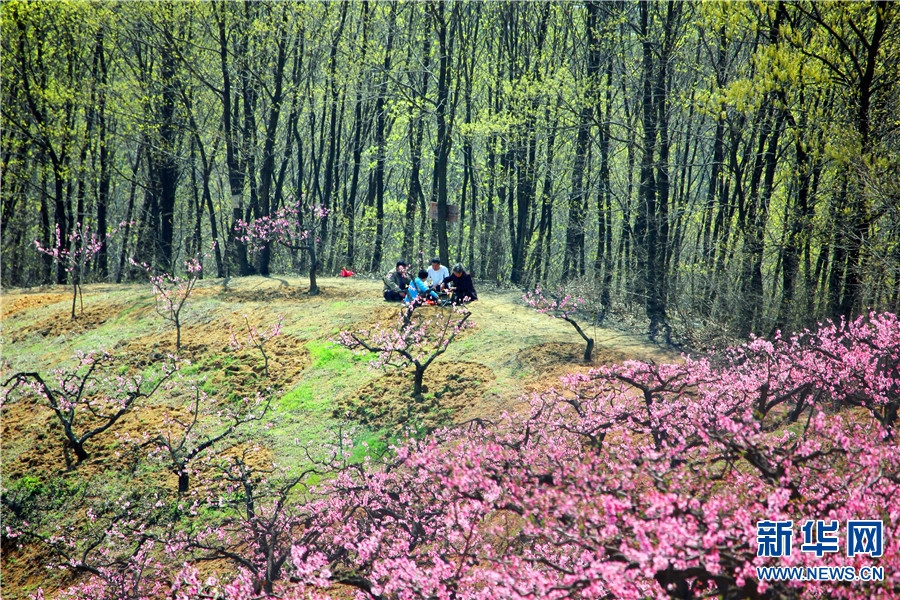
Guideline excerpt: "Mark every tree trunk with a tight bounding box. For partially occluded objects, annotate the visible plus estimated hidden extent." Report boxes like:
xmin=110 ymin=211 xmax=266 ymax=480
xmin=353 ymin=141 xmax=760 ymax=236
xmin=429 ymin=2 xmax=457 ymax=266
xmin=94 ymin=30 xmax=111 ymax=280
xmin=563 ymin=1 xmax=601 ymax=281
xmin=413 ymin=365 xmax=425 ymax=397
xmin=155 ymin=27 xmax=180 ymax=272
xmin=255 ymin=5 xmax=290 ymax=276
xmin=320 ymin=3 xmax=349 ymax=270
xmin=369 ymin=4 xmax=396 ymax=272
xmin=218 ymin=4 xmax=250 ymax=276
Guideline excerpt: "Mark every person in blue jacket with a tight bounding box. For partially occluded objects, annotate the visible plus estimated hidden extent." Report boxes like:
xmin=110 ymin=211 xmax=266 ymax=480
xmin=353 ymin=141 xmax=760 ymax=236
xmin=404 ymin=269 xmax=440 ymax=305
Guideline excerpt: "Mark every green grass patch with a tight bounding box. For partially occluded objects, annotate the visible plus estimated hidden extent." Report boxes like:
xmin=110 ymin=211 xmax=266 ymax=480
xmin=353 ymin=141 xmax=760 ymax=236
xmin=279 ymin=382 xmax=330 ymax=412
xmin=345 ymin=420 xmax=435 ymax=464
xmin=349 ymin=430 xmax=390 ymax=463
xmin=306 ymin=340 xmax=368 ymax=371
xmin=113 ymin=295 xmax=156 ymax=318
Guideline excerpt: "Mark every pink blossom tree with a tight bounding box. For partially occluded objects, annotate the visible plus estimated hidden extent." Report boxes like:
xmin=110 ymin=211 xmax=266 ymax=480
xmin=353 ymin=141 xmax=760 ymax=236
xmin=143 ymin=428 xmax=354 ymax=597
xmin=235 ymin=198 xmax=328 ymax=295
xmin=132 ymin=386 xmax=273 ymax=493
xmin=302 ymin=312 xmax=900 ymax=599
xmin=3 ymin=351 xmax=179 ymax=466
xmin=334 ymin=306 xmax=474 ymax=397
xmin=29 ymin=313 xmax=900 ymax=600
xmin=34 ymin=223 xmax=115 ymax=319
xmin=132 ymin=257 xmax=203 ymax=351
xmin=229 ymin=314 xmax=284 ymax=378
xmin=170 ymin=451 xmax=331 ymax=596
xmin=523 ymin=288 xmax=595 ymax=362
xmin=15 ymin=494 xmax=173 ymax=600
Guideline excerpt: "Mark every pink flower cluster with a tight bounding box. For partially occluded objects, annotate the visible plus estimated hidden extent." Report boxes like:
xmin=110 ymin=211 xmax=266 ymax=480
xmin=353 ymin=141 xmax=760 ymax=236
xmin=235 ymin=199 xmax=329 ymax=254
xmin=523 ymin=288 xmax=586 ymax=319
xmin=34 ymin=223 xmax=106 ymax=277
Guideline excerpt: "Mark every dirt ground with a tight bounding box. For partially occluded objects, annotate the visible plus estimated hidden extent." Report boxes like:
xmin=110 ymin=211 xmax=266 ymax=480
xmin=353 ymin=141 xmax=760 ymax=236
xmin=0 ymin=275 xmax=676 ymax=598
xmin=336 ymin=361 xmax=496 ymax=428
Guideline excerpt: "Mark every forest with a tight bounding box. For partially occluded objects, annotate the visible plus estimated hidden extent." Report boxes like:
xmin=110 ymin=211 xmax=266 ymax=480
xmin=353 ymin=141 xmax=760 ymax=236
xmin=2 ymin=2 xmax=900 ymax=600
xmin=3 ymin=1 xmax=898 ymax=336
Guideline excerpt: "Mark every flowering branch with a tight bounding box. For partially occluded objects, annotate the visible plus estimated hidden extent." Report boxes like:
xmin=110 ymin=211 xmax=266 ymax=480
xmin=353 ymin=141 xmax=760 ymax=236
xmin=523 ymin=288 xmax=595 ymax=362
xmin=132 ymin=258 xmax=203 ymax=351
xmin=2 ymin=351 xmax=179 ymax=466
xmin=133 ymin=386 xmax=273 ymax=493
xmin=34 ymin=222 xmax=125 ymax=319
xmin=165 ymin=447 xmax=333 ymax=596
xmin=10 ymin=493 xmax=172 ymax=600
xmin=235 ymin=198 xmax=329 ymax=295
xmin=229 ymin=315 xmax=284 ymax=378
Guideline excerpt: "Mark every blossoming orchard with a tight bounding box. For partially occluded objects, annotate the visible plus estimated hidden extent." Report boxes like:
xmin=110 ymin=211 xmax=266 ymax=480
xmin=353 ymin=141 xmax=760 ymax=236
xmin=4 ymin=309 xmax=898 ymax=599
xmin=3 ymin=2 xmax=900 ymax=600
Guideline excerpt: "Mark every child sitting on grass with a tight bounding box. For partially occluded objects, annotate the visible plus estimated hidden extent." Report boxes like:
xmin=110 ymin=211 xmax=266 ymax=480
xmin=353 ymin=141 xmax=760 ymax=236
xmin=404 ymin=269 xmax=440 ymax=305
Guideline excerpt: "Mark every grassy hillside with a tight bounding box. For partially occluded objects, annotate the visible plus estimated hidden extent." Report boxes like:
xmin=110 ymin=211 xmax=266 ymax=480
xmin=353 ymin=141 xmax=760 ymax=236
xmin=0 ymin=275 xmax=673 ymax=597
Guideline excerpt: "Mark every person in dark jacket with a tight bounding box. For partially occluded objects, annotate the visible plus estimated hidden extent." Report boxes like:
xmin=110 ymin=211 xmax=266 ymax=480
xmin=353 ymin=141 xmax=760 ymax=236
xmin=442 ymin=264 xmax=478 ymax=304
xmin=383 ymin=261 xmax=410 ymax=301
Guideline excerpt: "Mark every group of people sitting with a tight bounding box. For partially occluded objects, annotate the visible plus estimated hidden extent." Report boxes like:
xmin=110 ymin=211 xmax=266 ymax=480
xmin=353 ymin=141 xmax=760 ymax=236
xmin=383 ymin=257 xmax=478 ymax=306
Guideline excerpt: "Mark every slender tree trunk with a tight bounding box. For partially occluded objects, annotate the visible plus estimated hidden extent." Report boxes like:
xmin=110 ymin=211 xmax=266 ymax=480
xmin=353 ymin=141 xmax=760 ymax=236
xmin=255 ymin=5 xmax=290 ymax=276
xmin=596 ymin=44 xmax=614 ymax=313
xmin=320 ymin=3 xmax=349 ymax=269
xmin=429 ymin=2 xmax=457 ymax=266
xmin=94 ymin=31 xmax=111 ymax=280
xmin=217 ymin=4 xmax=250 ymax=276
xmin=401 ymin=32 xmax=430 ymax=265
xmin=345 ymin=5 xmax=370 ymax=270
xmin=369 ymin=5 xmax=396 ymax=272
xmin=155 ymin=26 xmax=180 ymax=272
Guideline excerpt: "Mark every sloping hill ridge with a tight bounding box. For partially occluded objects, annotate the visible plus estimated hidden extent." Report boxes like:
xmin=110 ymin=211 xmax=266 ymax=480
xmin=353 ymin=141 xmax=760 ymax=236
xmin=0 ymin=275 xmax=675 ymax=598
